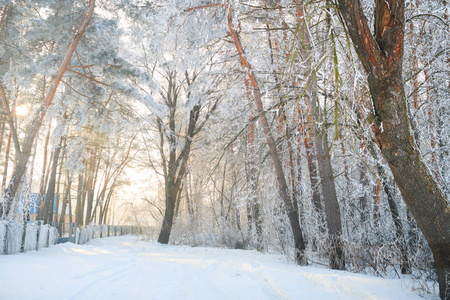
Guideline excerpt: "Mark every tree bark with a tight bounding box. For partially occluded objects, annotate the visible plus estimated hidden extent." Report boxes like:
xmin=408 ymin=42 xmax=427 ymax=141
xmin=37 ymin=112 xmax=51 ymax=221
xmin=43 ymin=141 xmax=62 ymax=225
xmin=338 ymin=1 xmax=450 ymax=297
xmin=244 ymin=79 xmax=263 ymax=251
xmin=85 ymin=148 xmax=99 ymax=225
xmin=1 ymin=131 xmax=11 ymax=191
xmin=59 ymin=171 xmax=72 ymax=225
xmin=311 ymin=95 xmax=345 ymax=270
xmin=54 ymin=138 xmax=65 ymax=224
xmin=299 ymin=104 xmax=324 ymax=221
xmin=0 ymin=117 xmax=6 ymax=157
xmin=75 ymin=173 xmax=85 ymax=226
xmin=101 ymin=183 xmax=117 ymax=225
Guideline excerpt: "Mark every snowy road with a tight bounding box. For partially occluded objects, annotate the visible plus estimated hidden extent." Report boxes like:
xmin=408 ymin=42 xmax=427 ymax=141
xmin=0 ymin=236 xmax=427 ymax=300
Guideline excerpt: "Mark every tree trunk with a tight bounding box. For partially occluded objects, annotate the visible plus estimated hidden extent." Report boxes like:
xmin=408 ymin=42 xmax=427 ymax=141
xmin=312 ymin=101 xmax=345 ymax=270
xmin=247 ymin=159 xmax=263 ymax=251
xmin=75 ymin=173 xmax=85 ymax=226
xmin=186 ymin=171 xmax=194 ymax=222
xmin=37 ymin=121 xmax=51 ymax=221
xmin=370 ymin=143 xmax=411 ymax=274
xmin=358 ymin=148 xmax=369 ymax=223
xmin=157 ymin=72 xmax=202 ymax=244
xmin=226 ymin=2 xmax=307 ymax=265
xmin=245 ymin=79 xmax=263 ymax=251
xmin=0 ymin=116 xmax=6 ymax=156
xmin=294 ymin=1 xmax=344 ymax=269
xmin=1 ymin=131 xmax=11 ymax=191
xmin=43 ymin=143 xmax=61 ymax=225
xmin=54 ymin=138 xmax=65 ymax=224
xmin=352 ymin=94 xmax=411 ymax=274
xmin=158 ymin=188 xmax=176 ymax=244
xmin=157 ymin=107 xmax=199 ymax=243
xmin=101 ymin=184 xmax=116 ymax=225
xmin=59 ymin=171 xmax=72 ymax=225
xmin=300 ymin=107 xmax=324 ymax=225
xmin=85 ymin=149 xmax=98 ymax=225
xmin=338 ymin=1 xmax=450 ymax=297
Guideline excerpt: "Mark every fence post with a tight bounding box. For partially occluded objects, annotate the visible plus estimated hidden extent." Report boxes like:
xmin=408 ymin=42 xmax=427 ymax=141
xmin=36 ymin=222 xmax=41 ymax=250
xmin=21 ymin=222 xmax=27 ymax=253
xmin=4 ymin=223 xmax=9 ymax=255
xmin=0 ymin=223 xmax=4 ymax=255
xmin=46 ymin=226 xmax=50 ymax=248
xmin=69 ymin=223 xmax=73 ymax=243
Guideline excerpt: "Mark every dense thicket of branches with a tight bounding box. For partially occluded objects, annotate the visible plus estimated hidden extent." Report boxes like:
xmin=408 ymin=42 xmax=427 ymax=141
xmin=0 ymin=0 xmax=448 ymax=298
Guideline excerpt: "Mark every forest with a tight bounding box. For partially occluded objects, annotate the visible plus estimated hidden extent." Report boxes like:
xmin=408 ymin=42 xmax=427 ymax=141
xmin=0 ymin=0 xmax=449 ymax=299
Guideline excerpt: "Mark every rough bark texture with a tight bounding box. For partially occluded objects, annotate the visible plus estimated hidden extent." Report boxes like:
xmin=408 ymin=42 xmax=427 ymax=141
xmin=338 ymin=1 xmax=450 ymax=298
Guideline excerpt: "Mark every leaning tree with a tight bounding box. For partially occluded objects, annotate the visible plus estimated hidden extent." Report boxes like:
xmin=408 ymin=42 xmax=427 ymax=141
xmin=337 ymin=0 xmax=450 ymax=298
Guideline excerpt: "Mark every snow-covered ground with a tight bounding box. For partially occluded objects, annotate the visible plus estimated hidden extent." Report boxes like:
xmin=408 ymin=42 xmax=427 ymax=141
xmin=0 ymin=235 xmax=432 ymax=300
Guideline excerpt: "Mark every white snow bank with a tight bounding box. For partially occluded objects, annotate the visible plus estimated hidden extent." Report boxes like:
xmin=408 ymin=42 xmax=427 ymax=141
xmin=0 ymin=236 xmax=435 ymax=300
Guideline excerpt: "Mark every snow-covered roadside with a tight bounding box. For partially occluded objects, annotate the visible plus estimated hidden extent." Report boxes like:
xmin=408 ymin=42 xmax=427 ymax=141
xmin=0 ymin=236 xmax=433 ymax=300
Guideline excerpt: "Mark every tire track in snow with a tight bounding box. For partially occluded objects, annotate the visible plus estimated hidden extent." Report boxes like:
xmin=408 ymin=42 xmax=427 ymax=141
xmin=235 ymin=262 xmax=290 ymax=299
xmin=0 ymin=236 xmax=426 ymax=300
xmin=70 ymin=258 xmax=137 ymax=299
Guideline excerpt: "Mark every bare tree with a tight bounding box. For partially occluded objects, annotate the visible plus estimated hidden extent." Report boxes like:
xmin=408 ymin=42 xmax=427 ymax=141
xmin=156 ymin=70 xmax=218 ymax=244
